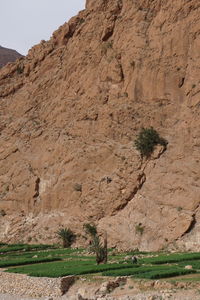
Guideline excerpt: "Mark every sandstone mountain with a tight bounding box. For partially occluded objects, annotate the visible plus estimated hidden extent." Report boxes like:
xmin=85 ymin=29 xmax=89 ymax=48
xmin=0 ymin=46 xmax=23 ymax=68
xmin=0 ymin=0 xmax=200 ymax=251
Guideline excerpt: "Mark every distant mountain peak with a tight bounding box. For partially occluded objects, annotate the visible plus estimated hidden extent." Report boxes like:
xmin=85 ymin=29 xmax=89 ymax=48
xmin=0 ymin=46 xmax=23 ymax=68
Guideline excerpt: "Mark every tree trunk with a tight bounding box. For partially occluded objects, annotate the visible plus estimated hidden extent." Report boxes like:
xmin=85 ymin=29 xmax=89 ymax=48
xmin=103 ymin=231 xmax=108 ymax=264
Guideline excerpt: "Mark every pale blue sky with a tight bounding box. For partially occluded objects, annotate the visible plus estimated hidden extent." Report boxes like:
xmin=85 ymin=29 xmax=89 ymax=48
xmin=0 ymin=0 xmax=85 ymax=55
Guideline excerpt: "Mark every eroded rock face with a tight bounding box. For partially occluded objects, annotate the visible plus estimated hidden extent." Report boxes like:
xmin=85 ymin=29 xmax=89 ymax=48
xmin=0 ymin=0 xmax=200 ymax=250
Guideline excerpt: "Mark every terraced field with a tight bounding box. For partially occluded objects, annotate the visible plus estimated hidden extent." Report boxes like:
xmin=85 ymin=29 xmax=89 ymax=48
xmin=0 ymin=244 xmax=200 ymax=281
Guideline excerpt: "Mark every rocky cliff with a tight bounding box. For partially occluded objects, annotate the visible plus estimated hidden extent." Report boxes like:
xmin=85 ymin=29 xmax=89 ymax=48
xmin=0 ymin=0 xmax=200 ymax=251
xmin=0 ymin=46 xmax=23 ymax=68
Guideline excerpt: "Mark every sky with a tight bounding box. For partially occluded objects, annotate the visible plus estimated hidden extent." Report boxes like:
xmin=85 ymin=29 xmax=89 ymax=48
xmin=0 ymin=0 xmax=86 ymax=55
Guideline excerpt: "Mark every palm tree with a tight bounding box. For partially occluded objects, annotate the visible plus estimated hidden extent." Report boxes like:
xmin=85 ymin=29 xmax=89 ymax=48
xmin=57 ymin=228 xmax=76 ymax=248
xmin=84 ymin=223 xmax=107 ymax=264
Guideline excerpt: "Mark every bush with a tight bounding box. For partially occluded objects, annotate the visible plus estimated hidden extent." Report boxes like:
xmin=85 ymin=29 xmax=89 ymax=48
xmin=16 ymin=65 xmax=24 ymax=74
xmin=0 ymin=209 xmax=6 ymax=217
xmin=56 ymin=228 xmax=76 ymax=248
xmin=74 ymin=183 xmax=82 ymax=192
xmin=135 ymin=224 xmax=144 ymax=235
xmin=134 ymin=127 xmax=167 ymax=158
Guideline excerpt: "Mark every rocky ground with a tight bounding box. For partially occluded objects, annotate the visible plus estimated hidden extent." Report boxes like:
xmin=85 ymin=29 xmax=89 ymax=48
xmin=0 ymin=289 xmax=200 ymax=300
xmin=0 ymin=294 xmax=45 ymax=300
xmin=0 ymin=269 xmax=200 ymax=300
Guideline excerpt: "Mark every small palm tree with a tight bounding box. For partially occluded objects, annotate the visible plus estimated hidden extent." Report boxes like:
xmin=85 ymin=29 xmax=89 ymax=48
xmin=83 ymin=223 xmax=107 ymax=264
xmin=83 ymin=223 xmax=97 ymax=238
xmin=57 ymin=228 xmax=76 ymax=248
xmin=92 ymin=234 xmax=107 ymax=264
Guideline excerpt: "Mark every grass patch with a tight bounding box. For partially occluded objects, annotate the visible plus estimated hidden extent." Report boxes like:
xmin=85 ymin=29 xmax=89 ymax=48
xmin=178 ymin=260 xmax=200 ymax=269
xmin=6 ymin=262 xmax=138 ymax=278
xmin=102 ymin=265 xmax=196 ymax=279
xmin=0 ymin=257 xmax=62 ymax=268
xmin=125 ymin=250 xmax=158 ymax=256
xmin=103 ymin=265 xmax=170 ymax=277
xmin=136 ymin=268 xmax=196 ymax=279
xmin=1 ymin=249 xmax=84 ymax=260
xmin=0 ymin=244 xmax=57 ymax=254
xmin=140 ymin=253 xmax=200 ymax=265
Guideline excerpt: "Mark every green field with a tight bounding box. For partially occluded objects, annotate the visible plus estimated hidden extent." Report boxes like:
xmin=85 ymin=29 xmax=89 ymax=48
xmin=0 ymin=243 xmax=56 ymax=253
xmin=102 ymin=265 xmax=195 ymax=278
xmin=0 ymin=243 xmax=200 ymax=280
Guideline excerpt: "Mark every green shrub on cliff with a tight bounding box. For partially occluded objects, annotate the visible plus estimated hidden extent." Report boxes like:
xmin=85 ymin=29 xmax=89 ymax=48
xmin=134 ymin=127 xmax=167 ymax=158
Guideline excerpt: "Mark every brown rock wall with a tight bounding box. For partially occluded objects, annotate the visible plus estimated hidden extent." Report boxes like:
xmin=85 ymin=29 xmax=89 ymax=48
xmin=0 ymin=0 xmax=200 ymax=250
